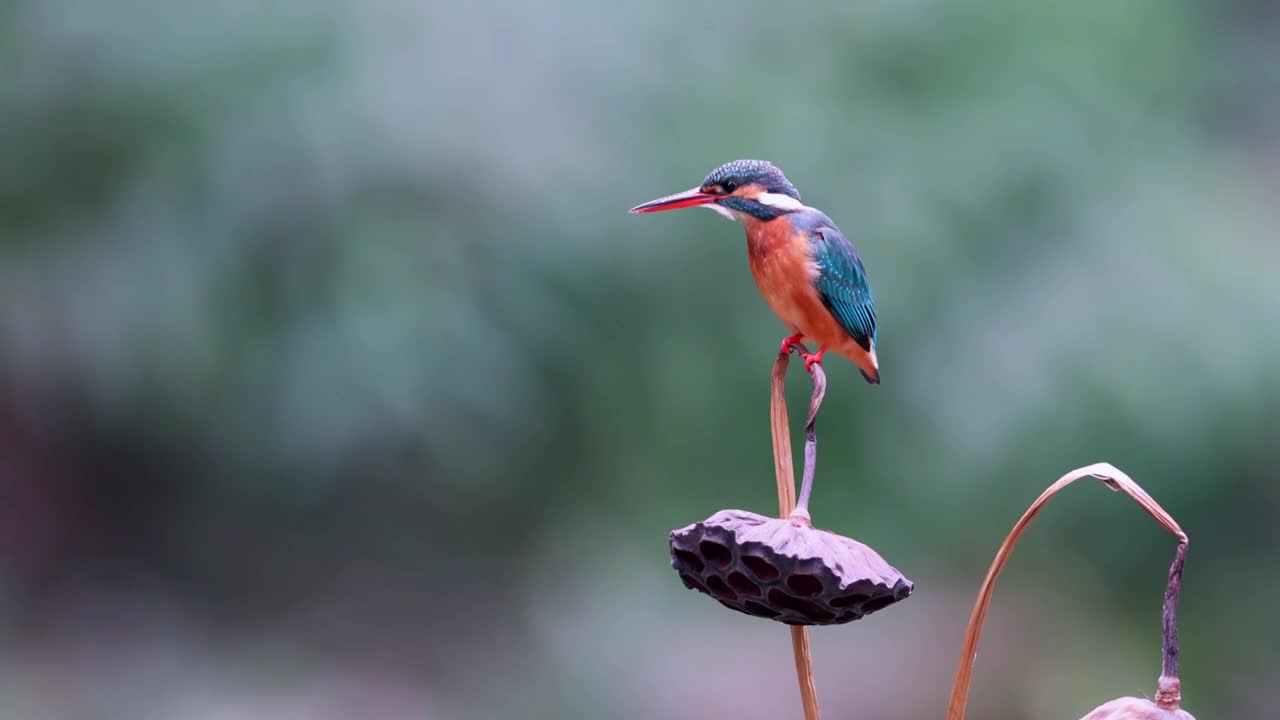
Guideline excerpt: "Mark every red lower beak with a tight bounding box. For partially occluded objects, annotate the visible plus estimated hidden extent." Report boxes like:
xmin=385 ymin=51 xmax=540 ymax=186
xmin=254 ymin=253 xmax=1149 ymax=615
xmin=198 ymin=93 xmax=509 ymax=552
xmin=628 ymin=187 xmax=716 ymax=214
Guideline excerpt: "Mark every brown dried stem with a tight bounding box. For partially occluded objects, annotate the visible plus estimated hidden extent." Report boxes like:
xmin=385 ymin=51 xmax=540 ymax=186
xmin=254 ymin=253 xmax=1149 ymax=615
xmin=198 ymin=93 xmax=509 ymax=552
xmin=1156 ymin=539 xmax=1188 ymax=710
xmin=770 ymin=344 xmax=825 ymax=720
xmin=796 ymin=352 xmax=827 ymax=518
xmin=946 ymin=463 xmax=1189 ymax=720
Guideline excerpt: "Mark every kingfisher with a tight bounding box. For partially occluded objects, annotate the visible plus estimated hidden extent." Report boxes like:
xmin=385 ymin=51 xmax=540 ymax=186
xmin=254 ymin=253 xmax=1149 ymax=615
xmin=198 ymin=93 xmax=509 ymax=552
xmin=629 ymin=160 xmax=879 ymax=384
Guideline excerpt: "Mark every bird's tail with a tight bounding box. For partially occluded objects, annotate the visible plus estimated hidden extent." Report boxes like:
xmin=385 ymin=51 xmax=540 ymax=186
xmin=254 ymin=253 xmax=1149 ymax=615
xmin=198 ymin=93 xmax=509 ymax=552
xmin=853 ymin=344 xmax=880 ymax=385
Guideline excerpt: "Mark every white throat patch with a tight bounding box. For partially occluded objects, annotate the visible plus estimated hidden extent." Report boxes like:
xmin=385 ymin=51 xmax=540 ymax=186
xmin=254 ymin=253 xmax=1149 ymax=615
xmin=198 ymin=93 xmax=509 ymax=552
xmin=701 ymin=203 xmax=738 ymax=221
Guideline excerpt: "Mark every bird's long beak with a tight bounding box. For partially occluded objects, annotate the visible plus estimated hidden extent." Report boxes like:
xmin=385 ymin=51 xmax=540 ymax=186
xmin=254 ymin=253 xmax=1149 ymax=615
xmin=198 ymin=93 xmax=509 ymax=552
xmin=628 ymin=187 xmax=716 ymax=214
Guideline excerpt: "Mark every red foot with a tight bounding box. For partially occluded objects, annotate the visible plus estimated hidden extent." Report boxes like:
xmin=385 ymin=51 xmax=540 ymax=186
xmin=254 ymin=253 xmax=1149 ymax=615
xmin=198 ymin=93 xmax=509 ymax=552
xmin=779 ymin=333 xmax=804 ymax=354
xmin=801 ymin=348 xmax=827 ymax=373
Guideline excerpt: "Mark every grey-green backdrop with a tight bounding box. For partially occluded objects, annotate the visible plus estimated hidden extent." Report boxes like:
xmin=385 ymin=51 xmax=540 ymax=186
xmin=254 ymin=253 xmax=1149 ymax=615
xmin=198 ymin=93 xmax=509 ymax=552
xmin=1 ymin=1 xmax=1277 ymax=718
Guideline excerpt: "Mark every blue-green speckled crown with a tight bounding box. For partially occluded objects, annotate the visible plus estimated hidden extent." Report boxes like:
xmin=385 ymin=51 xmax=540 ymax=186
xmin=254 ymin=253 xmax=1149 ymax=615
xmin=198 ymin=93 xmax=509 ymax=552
xmin=702 ymin=159 xmax=801 ymax=201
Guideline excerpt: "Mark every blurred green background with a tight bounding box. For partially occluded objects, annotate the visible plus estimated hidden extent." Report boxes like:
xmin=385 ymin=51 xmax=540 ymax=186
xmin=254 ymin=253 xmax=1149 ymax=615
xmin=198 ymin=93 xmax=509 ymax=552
xmin=2 ymin=1 xmax=1278 ymax=718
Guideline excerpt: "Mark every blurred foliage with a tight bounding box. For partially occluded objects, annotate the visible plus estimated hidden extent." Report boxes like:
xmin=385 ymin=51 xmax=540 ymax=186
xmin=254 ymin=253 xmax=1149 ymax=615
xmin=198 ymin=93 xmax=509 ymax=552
xmin=1 ymin=1 xmax=1278 ymax=718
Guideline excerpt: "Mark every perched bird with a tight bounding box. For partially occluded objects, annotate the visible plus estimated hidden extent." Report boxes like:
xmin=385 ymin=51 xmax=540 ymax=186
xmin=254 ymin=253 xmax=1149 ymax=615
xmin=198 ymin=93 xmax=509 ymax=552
xmin=629 ymin=160 xmax=879 ymax=384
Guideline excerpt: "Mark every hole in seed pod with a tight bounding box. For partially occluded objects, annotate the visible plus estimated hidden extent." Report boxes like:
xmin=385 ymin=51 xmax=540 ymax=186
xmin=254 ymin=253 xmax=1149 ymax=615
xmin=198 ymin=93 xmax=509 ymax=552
xmin=767 ymin=589 xmax=835 ymax=622
xmin=786 ymin=573 xmax=823 ymax=597
xmin=706 ymin=575 xmax=738 ymax=601
xmin=672 ymin=548 xmax=704 ymax=573
xmin=743 ymin=600 xmax=781 ymax=618
xmin=742 ymin=555 xmax=779 ymax=581
xmin=831 ymin=592 xmax=870 ymax=608
xmin=680 ymin=574 xmax=707 ymax=593
xmin=727 ymin=571 xmax=761 ymax=597
xmin=894 ymin=583 xmax=912 ymax=600
xmin=699 ymin=540 xmax=732 ymax=569
xmin=862 ymin=594 xmax=898 ymax=613
xmin=837 ymin=610 xmax=862 ymax=622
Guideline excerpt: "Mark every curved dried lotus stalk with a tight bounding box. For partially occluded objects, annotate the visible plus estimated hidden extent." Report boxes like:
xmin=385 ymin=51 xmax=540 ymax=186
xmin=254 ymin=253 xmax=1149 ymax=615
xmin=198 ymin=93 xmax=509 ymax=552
xmin=945 ymin=463 xmax=1194 ymax=720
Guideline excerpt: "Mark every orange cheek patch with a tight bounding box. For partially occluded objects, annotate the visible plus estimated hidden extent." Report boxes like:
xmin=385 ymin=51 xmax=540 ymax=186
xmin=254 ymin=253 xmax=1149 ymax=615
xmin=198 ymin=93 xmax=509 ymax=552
xmin=733 ymin=182 xmax=768 ymax=202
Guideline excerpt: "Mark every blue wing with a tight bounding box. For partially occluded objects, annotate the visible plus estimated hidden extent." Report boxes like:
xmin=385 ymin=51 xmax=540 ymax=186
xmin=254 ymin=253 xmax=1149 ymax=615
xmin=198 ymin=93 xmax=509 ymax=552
xmin=811 ymin=224 xmax=876 ymax=351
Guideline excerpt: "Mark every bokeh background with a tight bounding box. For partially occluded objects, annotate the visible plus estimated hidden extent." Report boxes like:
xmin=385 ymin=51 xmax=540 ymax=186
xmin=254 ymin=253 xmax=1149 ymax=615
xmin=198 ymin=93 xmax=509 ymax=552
xmin=2 ymin=1 xmax=1278 ymax=718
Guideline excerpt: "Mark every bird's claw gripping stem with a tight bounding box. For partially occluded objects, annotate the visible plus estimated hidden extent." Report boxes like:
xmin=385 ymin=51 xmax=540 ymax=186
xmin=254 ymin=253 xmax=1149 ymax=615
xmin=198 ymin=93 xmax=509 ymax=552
xmin=779 ymin=333 xmax=805 ymax=355
xmin=801 ymin=348 xmax=826 ymax=374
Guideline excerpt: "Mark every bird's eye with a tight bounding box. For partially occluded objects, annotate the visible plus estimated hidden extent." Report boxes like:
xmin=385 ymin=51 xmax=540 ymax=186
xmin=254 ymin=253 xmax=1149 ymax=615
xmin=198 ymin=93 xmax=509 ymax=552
xmin=722 ymin=181 xmax=737 ymax=193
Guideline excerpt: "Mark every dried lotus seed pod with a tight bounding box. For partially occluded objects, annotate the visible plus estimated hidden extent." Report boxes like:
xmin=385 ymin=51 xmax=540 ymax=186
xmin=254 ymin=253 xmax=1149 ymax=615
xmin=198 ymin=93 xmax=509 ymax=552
xmin=1079 ymin=677 xmax=1195 ymax=720
xmin=670 ymin=509 xmax=913 ymax=625
xmin=1080 ymin=697 xmax=1195 ymax=720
